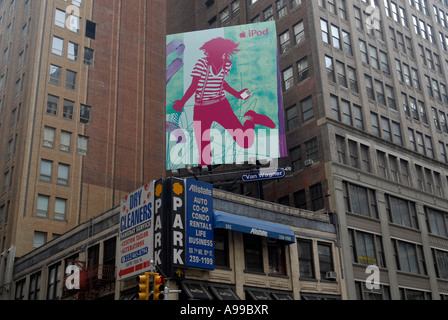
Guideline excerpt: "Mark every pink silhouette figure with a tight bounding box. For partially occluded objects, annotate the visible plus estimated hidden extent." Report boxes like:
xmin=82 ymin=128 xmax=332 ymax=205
xmin=172 ymin=37 xmax=275 ymax=166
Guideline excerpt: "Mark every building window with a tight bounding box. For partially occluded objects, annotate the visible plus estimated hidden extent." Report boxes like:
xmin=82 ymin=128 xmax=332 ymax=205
xmin=263 ymin=6 xmax=274 ymax=21
xmin=80 ymin=104 xmax=91 ymax=124
xmin=88 ymin=244 xmax=100 ymax=267
xmin=305 ymin=137 xmax=318 ymax=161
xmin=291 ymin=0 xmax=302 ymax=9
xmin=400 ymin=288 xmax=431 ymax=300
xmin=386 ymin=195 xmax=418 ymax=229
xmin=68 ymin=14 xmax=80 ymax=33
xmin=33 ymin=231 xmax=47 ymax=249
xmin=321 ymin=18 xmax=329 ymax=43
xmin=342 ymin=30 xmax=352 ymax=55
xmin=392 ymin=239 xmax=427 ymax=275
xmin=293 ymin=20 xmax=305 ymax=45
xmin=325 ymin=55 xmax=335 ymax=82
xmin=60 ymin=131 xmax=72 ymax=152
xmin=297 ymin=56 xmax=309 ymax=82
xmin=14 ymin=279 xmax=25 ymax=300
xmin=297 ymin=239 xmax=314 ymax=279
xmin=310 ymin=183 xmax=324 ymax=211
xmin=283 ymin=66 xmax=293 ymax=90
xmin=103 ymin=237 xmax=116 ymax=266
xmin=426 ymin=207 xmax=448 ymax=237
xmin=278 ymin=195 xmax=289 ymax=205
xmin=268 ymin=239 xmax=287 ymax=275
xmin=286 ymin=105 xmax=298 ymax=131
xmin=57 ymin=163 xmax=69 ymax=186
xmin=49 ymin=65 xmax=61 ymax=85
xmin=433 ymin=248 xmax=448 ymax=280
xmin=54 ymin=8 xmax=66 ymax=28
xmin=52 ymin=36 xmax=63 ymax=56
xmin=365 ymin=74 xmax=375 ymax=100
xmin=343 ymin=182 xmax=378 ymax=218
xmin=63 ymin=99 xmax=74 ymax=119
xmin=47 ymin=262 xmax=62 ymax=300
xmin=318 ymin=242 xmax=334 ymax=280
xmin=214 ymin=229 xmax=229 ymax=268
xmin=46 ymin=94 xmax=59 ymax=116
xmin=301 ymin=96 xmax=314 ymax=122
xmin=349 ymin=229 xmax=386 ymax=267
xmin=43 ymin=126 xmax=56 ymax=148
xmin=28 ymin=272 xmax=41 ymax=300
xmin=293 ymin=189 xmax=306 ymax=209
xmin=220 ymin=7 xmax=230 ymax=25
xmin=40 ymin=159 xmax=52 ymax=182
xmin=290 ymin=145 xmax=301 ymax=171
xmin=355 ymin=281 xmax=391 ymax=300
xmin=348 ymin=66 xmax=358 ymax=92
xmin=85 ymin=20 xmax=96 ymax=39
xmin=83 ymin=47 xmax=94 ymax=66
xmin=36 ymin=194 xmax=49 ymax=218
xmin=276 ymin=0 xmax=287 ymax=19
xmin=331 ymin=24 xmax=341 ymax=50
xmin=77 ymin=135 xmax=89 ymax=156
xmin=279 ymin=30 xmax=290 ymax=54
xmin=231 ymin=1 xmax=239 ymax=17
xmin=65 ymin=70 xmax=77 ymax=90
xmin=243 ymin=234 xmax=264 ymax=273
xmin=54 ymin=198 xmax=66 ymax=220
xmin=68 ymin=42 xmax=78 ymax=61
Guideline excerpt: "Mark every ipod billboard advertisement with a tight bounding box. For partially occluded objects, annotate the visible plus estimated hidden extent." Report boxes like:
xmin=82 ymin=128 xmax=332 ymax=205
xmin=166 ymin=21 xmax=286 ymax=170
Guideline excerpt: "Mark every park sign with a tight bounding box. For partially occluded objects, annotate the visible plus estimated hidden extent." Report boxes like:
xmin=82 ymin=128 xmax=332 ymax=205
xmin=152 ymin=178 xmax=215 ymax=278
xmin=117 ymin=182 xmax=154 ymax=281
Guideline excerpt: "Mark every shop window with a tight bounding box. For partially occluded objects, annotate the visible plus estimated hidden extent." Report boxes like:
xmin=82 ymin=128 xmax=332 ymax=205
xmin=243 ymin=234 xmax=264 ymax=273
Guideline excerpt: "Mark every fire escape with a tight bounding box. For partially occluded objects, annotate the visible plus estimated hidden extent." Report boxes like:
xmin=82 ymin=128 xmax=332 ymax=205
xmin=63 ymin=260 xmax=116 ymax=300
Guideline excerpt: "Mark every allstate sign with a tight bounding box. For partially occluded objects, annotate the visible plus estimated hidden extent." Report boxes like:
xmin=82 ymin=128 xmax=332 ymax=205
xmin=185 ymin=179 xmax=214 ymax=270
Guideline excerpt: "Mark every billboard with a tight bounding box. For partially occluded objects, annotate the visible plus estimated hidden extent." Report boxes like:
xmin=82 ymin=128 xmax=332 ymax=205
xmin=166 ymin=21 xmax=286 ymax=170
xmin=118 ymin=182 xmax=154 ymax=280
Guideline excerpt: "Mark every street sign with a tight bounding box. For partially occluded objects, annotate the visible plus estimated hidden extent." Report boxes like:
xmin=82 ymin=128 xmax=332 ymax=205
xmin=242 ymin=169 xmax=285 ymax=182
xmin=118 ymin=182 xmax=154 ymax=280
xmin=185 ymin=179 xmax=214 ymax=270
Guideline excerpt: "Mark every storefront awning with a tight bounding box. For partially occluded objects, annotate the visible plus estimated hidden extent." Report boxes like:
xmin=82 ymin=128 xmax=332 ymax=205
xmin=214 ymin=211 xmax=295 ymax=243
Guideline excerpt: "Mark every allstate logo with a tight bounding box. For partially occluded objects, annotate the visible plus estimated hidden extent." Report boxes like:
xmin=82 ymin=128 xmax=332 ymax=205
xmin=239 ymin=28 xmax=269 ymax=38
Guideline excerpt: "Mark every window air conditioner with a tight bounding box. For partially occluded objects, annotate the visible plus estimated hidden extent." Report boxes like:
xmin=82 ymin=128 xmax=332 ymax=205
xmin=304 ymin=159 xmax=314 ymax=167
xmin=325 ymin=271 xmax=337 ymax=280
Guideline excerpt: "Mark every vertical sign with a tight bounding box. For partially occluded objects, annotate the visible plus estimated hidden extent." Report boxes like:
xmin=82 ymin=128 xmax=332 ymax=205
xmin=171 ymin=178 xmax=186 ymax=279
xmin=185 ymin=179 xmax=214 ymax=270
xmin=118 ymin=182 xmax=154 ymax=280
xmin=153 ymin=178 xmax=169 ymax=274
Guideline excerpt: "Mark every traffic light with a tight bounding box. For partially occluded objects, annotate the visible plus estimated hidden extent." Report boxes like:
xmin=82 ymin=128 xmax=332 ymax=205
xmin=153 ymin=274 xmax=166 ymax=300
xmin=136 ymin=273 xmax=150 ymax=300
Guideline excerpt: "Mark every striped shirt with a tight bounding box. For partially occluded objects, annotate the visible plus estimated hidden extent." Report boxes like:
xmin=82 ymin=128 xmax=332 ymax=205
xmin=191 ymin=58 xmax=232 ymax=103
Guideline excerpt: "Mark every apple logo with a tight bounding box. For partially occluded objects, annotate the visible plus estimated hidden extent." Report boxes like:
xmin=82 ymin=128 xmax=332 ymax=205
xmin=239 ymin=32 xmax=246 ymax=38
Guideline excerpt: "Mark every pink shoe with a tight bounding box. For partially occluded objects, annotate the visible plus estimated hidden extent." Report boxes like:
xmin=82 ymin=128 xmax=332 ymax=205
xmin=244 ymin=110 xmax=276 ymax=128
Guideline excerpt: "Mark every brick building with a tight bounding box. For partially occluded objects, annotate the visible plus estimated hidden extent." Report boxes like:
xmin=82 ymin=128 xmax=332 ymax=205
xmin=9 ymin=185 xmax=343 ymax=300
xmin=166 ymin=0 xmax=448 ymax=299
xmin=0 ymin=0 xmax=165 ymax=268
